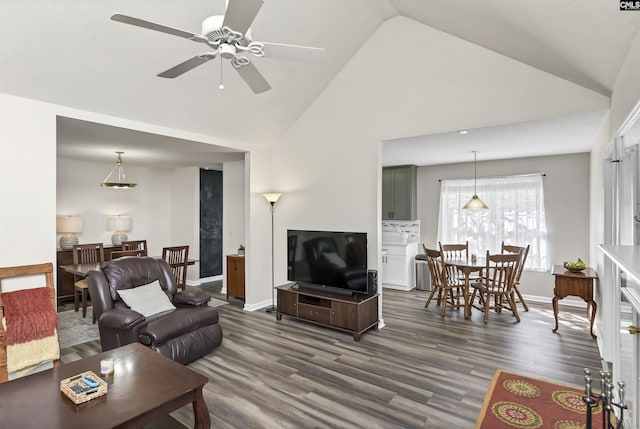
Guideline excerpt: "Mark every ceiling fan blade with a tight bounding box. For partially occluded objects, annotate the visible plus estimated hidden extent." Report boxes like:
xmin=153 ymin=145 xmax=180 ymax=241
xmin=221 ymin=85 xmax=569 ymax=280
xmin=222 ymin=0 xmax=264 ymax=35
xmin=111 ymin=13 xmax=203 ymax=41
xmin=261 ymin=42 xmax=326 ymax=63
xmin=233 ymin=61 xmax=271 ymax=94
xmin=158 ymin=55 xmax=215 ymax=78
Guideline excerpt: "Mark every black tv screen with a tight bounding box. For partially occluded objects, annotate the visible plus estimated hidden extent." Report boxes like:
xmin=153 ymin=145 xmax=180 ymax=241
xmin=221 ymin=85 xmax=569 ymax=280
xmin=287 ymin=230 xmax=368 ymax=296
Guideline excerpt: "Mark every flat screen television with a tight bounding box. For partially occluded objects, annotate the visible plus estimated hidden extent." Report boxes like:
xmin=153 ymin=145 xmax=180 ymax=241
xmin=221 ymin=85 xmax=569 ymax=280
xmin=287 ymin=229 xmax=369 ymax=296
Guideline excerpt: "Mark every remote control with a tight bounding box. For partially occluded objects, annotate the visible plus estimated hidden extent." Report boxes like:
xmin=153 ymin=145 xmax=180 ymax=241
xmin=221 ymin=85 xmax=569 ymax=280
xmin=81 ymin=376 xmax=100 ymax=388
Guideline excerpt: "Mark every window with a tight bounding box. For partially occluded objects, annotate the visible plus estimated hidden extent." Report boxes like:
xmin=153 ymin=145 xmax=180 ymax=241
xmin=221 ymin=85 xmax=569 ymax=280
xmin=438 ymin=174 xmax=548 ymax=271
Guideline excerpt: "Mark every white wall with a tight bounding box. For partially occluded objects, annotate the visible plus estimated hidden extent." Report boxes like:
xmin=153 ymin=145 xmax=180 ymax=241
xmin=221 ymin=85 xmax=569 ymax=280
xmin=268 ymin=16 xmax=607 ymax=307
xmin=222 ymin=160 xmax=245 ymax=292
xmin=57 ymin=157 xmax=173 ymax=255
xmin=1 ymin=94 xmax=259 ymax=298
xmin=416 ymin=153 xmax=591 ymax=300
xmin=168 ymin=167 xmax=200 ymax=282
xmin=0 ymin=95 xmax=57 ymax=290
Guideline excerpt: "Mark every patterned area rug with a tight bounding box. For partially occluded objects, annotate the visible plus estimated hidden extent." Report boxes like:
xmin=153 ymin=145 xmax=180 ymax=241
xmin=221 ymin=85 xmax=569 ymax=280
xmin=475 ymin=370 xmax=603 ymax=429
xmin=57 ymin=308 xmax=99 ymax=349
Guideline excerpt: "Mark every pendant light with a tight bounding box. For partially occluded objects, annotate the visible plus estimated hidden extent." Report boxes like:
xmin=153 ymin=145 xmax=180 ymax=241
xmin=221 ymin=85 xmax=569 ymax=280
xmin=463 ymin=150 xmax=488 ymax=210
xmin=100 ymin=151 xmax=137 ymax=188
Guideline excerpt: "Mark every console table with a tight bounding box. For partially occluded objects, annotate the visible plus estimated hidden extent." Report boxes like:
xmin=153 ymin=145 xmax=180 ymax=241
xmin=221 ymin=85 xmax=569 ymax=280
xmin=276 ymin=283 xmax=378 ymax=341
xmin=551 ymin=264 xmax=598 ymax=339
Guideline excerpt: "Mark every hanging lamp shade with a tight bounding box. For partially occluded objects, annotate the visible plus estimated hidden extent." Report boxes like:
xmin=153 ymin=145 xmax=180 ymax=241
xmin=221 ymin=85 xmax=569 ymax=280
xmin=101 ymin=151 xmax=137 ymax=188
xmin=463 ymin=150 xmax=488 ymax=210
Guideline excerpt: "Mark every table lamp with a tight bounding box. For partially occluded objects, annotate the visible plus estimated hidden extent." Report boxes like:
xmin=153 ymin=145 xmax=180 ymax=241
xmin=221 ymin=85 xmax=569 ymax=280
xmin=108 ymin=215 xmax=131 ymax=246
xmin=56 ymin=216 xmax=83 ymax=250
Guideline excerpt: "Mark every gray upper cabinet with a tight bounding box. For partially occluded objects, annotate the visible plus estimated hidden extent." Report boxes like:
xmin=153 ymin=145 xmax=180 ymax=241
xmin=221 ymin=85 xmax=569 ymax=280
xmin=382 ymin=165 xmax=417 ymax=220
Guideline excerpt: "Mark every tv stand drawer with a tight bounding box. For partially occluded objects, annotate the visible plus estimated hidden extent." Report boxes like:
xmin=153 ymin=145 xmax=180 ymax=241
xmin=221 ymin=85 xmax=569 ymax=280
xmin=297 ymin=303 xmax=331 ymax=324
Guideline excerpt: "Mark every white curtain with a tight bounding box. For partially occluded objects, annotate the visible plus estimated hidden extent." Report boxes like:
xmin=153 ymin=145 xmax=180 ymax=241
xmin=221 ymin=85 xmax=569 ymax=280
xmin=437 ymin=174 xmax=548 ymax=271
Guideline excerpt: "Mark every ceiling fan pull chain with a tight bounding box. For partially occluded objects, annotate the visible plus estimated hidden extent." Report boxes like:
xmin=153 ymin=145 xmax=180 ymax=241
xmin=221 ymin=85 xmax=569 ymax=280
xmin=219 ymin=57 xmax=224 ymax=90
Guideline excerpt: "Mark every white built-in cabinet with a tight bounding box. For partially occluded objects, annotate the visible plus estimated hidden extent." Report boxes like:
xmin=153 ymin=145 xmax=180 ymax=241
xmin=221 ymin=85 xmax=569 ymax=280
xmin=381 ymin=242 xmax=419 ymax=291
xmin=382 ymin=165 xmax=417 ymax=220
xmin=599 ymin=99 xmax=640 ymax=429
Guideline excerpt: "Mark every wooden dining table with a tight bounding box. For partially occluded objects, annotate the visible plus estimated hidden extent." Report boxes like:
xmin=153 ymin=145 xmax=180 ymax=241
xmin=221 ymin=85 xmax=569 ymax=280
xmin=444 ymin=256 xmax=486 ymax=319
xmin=61 ymin=257 xmax=197 ymax=277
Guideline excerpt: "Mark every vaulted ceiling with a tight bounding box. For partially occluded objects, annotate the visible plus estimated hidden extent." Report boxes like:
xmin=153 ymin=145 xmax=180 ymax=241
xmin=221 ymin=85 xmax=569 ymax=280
xmin=1 ymin=0 xmax=639 ymax=167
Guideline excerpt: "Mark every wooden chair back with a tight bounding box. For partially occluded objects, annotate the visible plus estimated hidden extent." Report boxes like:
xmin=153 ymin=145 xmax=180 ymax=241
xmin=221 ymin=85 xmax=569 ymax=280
xmin=482 ymin=251 xmax=521 ymax=294
xmin=0 ymin=263 xmax=58 ymax=383
xmin=438 ymin=241 xmax=469 ymax=261
xmin=162 ymin=245 xmax=189 ymax=291
xmin=72 ymin=243 xmax=105 ymax=265
xmin=501 ymin=241 xmax=530 ymax=285
xmin=438 ymin=241 xmax=468 ymax=282
xmin=121 ymin=240 xmax=148 ymax=256
xmin=424 ymin=247 xmax=446 ymax=288
xmin=111 ymin=249 xmax=145 ymax=259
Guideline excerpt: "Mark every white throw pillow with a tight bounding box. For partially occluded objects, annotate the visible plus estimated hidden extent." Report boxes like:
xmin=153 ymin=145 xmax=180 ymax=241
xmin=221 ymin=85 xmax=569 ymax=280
xmin=117 ymin=280 xmax=176 ymax=317
xmin=323 ymin=252 xmax=346 ymax=268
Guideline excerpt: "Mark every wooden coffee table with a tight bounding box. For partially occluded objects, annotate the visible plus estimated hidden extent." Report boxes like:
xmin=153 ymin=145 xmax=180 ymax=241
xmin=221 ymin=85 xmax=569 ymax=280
xmin=0 ymin=343 xmax=210 ymax=429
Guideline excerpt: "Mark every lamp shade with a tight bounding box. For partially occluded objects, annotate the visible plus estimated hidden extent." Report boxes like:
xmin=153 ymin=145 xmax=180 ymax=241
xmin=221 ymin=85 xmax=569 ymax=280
xmin=463 ymin=195 xmax=489 ymax=210
xmin=107 ymin=215 xmax=131 ymax=232
xmin=56 ymin=216 xmax=83 ymax=233
xmin=263 ymin=193 xmax=282 ymax=203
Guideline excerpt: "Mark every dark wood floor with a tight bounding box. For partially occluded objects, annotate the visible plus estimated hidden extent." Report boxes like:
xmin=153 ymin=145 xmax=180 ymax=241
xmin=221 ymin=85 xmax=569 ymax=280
xmin=60 ymin=287 xmax=602 ymax=428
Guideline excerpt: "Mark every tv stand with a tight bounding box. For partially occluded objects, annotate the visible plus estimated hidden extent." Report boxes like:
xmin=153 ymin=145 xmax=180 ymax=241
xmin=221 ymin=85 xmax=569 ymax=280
xmin=276 ymin=283 xmax=379 ymax=341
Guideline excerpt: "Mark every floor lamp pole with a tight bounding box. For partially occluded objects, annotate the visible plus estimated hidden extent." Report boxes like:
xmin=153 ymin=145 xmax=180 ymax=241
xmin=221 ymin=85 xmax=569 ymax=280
xmin=265 ymin=201 xmax=276 ymax=313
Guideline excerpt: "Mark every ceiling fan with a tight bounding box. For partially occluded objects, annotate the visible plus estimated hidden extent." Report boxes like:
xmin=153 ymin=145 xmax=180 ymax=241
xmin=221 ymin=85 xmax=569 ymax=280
xmin=111 ymin=0 xmax=324 ymax=94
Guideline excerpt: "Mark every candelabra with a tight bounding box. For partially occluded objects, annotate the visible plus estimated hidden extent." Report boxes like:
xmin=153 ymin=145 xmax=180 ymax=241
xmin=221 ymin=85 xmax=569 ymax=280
xmin=582 ymin=368 xmax=627 ymax=429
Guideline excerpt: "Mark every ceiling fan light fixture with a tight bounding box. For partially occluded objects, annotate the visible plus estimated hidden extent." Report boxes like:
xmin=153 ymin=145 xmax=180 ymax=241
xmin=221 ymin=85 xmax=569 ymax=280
xmin=100 ymin=151 xmax=138 ymax=188
xmin=463 ymin=150 xmax=488 ymax=210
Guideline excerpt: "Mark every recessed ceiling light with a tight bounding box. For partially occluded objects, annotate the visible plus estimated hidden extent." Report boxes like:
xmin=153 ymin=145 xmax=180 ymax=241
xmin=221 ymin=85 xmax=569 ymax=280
xmin=459 ymin=130 xmax=469 ymax=135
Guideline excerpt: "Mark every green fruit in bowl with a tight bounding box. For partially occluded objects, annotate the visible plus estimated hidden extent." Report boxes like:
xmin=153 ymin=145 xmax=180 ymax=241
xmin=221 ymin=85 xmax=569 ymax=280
xmin=564 ymin=258 xmax=586 ymax=271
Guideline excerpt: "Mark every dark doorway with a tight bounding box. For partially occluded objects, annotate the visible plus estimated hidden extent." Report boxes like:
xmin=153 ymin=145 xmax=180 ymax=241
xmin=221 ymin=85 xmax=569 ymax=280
xmin=200 ymin=169 xmax=222 ymax=278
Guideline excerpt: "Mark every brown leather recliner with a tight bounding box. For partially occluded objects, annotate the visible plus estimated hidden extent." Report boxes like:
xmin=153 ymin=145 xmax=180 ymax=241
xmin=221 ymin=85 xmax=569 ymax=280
xmin=86 ymin=257 xmax=222 ymax=364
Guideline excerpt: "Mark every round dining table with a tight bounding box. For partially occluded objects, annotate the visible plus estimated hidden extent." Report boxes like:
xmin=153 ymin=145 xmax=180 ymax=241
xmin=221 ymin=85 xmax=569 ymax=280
xmin=444 ymin=256 xmax=486 ymax=318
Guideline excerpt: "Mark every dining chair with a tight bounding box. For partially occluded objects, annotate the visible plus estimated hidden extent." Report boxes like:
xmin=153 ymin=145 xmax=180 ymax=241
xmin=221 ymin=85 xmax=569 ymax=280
xmin=438 ymin=241 xmax=469 ymax=302
xmin=423 ymin=247 xmax=464 ymax=317
xmin=121 ymin=240 xmax=148 ymax=256
xmin=438 ymin=241 xmax=469 ymax=261
xmin=73 ymin=242 xmax=105 ymax=323
xmin=162 ymin=245 xmax=189 ymax=291
xmin=111 ymin=249 xmax=145 ymax=259
xmin=469 ymin=251 xmax=521 ymax=324
xmin=501 ymin=241 xmax=530 ymax=311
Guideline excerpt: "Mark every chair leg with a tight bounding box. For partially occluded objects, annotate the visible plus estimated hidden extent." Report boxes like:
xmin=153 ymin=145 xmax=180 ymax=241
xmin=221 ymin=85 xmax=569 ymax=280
xmin=74 ymin=288 xmax=80 ymax=312
xmin=513 ymin=284 xmax=529 ymax=311
xmin=441 ymin=290 xmax=447 ymax=317
xmin=507 ymin=293 xmax=521 ymax=323
xmin=81 ymin=289 xmax=88 ymax=318
xmin=483 ymin=293 xmax=490 ymax=324
xmin=425 ymin=288 xmax=438 ymax=308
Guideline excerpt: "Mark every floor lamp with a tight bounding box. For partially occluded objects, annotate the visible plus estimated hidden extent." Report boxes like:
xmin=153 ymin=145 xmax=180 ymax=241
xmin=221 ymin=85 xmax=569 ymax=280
xmin=263 ymin=193 xmax=282 ymax=313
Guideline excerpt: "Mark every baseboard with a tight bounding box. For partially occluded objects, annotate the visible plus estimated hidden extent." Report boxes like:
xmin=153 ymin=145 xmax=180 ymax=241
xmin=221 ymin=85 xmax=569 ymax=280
xmin=244 ymin=299 xmax=273 ymax=312
xmin=521 ymin=293 xmax=589 ymax=308
xmin=382 ymin=284 xmax=414 ymax=291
